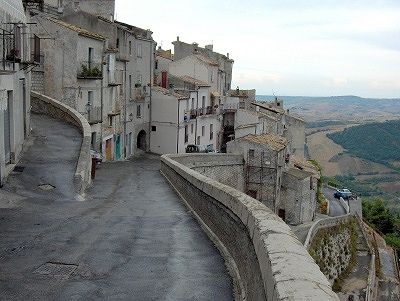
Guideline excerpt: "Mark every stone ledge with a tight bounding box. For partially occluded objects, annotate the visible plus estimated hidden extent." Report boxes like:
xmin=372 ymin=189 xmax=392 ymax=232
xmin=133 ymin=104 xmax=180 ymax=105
xmin=161 ymin=153 xmax=339 ymax=301
xmin=31 ymin=91 xmax=91 ymax=195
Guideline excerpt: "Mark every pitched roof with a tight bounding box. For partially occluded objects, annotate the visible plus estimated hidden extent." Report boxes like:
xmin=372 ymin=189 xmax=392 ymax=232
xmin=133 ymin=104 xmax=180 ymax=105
xmin=194 ymin=54 xmax=219 ymax=66
xmin=252 ymin=102 xmax=285 ymax=114
xmin=152 ymin=86 xmax=188 ymax=100
xmin=235 ymin=124 xmax=257 ymax=130
xmin=240 ymin=134 xmax=287 ymax=151
xmin=47 ymin=17 xmax=106 ymax=40
xmin=171 ymin=75 xmax=210 ymax=87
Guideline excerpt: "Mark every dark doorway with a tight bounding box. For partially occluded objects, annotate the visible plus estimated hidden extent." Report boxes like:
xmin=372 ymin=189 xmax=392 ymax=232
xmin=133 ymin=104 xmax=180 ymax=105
xmin=137 ymin=130 xmax=146 ymax=151
xmin=278 ymin=209 xmax=286 ymax=221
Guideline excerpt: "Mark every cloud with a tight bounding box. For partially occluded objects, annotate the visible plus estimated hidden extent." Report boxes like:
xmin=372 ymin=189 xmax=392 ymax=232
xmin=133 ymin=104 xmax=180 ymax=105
xmin=116 ymin=0 xmax=400 ymax=97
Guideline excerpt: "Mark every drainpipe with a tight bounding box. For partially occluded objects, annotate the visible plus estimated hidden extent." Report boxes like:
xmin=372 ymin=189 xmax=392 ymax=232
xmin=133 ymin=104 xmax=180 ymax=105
xmin=194 ymin=90 xmax=199 ymax=144
xmin=176 ymin=99 xmax=180 ymax=153
xmin=148 ymin=38 xmax=154 ymax=151
xmin=100 ymin=40 xmax=106 ymax=154
xmin=123 ymin=59 xmax=127 ymax=158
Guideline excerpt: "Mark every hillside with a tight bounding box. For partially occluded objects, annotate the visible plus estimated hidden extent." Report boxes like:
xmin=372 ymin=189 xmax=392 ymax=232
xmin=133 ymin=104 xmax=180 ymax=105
xmin=327 ymin=120 xmax=400 ymax=168
xmin=257 ymin=95 xmax=400 ymax=122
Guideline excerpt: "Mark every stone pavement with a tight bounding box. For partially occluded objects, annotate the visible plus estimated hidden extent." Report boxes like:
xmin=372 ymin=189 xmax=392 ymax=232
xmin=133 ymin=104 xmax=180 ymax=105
xmin=0 ymin=114 xmax=233 ymax=300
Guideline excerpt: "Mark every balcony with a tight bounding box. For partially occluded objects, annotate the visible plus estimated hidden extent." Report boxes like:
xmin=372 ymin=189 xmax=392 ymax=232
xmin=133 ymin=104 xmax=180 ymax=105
xmin=132 ymin=87 xmax=146 ymax=102
xmin=205 ymin=106 xmax=215 ymax=115
xmin=77 ymin=61 xmax=103 ymax=79
xmin=88 ymin=106 xmax=102 ymax=124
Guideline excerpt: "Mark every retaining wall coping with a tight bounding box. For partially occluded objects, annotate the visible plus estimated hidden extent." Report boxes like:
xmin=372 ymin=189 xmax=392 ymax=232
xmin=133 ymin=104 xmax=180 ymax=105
xmin=161 ymin=153 xmax=339 ymax=301
xmin=31 ymin=91 xmax=92 ymax=195
xmin=304 ymin=214 xmax=352 ymax=249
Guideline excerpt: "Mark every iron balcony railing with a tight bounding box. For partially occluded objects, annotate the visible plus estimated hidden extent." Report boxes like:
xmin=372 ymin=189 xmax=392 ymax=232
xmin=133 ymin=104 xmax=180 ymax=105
xmin=78 ymin=61 xmax=103 ymax=79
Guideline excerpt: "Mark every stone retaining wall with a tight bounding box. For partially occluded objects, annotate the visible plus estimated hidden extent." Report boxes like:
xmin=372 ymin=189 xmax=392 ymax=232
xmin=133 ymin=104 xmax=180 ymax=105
xmin=31 ymin=91 xmax=91 ymax=195
xmin=304 ymin=215 xmax=352 ymax=250
xmin=161 ymin=153 xmax=339 ymax=301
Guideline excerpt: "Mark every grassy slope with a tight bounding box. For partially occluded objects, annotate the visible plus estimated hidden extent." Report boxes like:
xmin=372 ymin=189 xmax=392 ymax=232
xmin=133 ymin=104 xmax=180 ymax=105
xmin=327 ymin=120 xmax=400 ymax=167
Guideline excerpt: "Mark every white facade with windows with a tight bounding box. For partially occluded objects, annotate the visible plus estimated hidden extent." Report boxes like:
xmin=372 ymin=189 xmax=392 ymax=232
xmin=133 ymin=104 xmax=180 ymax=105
xmin=0 ymin=0 xmax=31 ymax=185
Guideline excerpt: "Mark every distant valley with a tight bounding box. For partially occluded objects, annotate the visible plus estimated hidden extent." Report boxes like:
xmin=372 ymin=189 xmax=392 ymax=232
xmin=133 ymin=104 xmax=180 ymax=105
xmin=258 ymin=95 xmax=400 ymax=208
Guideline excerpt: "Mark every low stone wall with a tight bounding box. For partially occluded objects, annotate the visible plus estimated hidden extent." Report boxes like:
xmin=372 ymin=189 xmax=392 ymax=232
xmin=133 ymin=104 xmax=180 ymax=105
xmin=31 ymin=91 xmax=91 ymax=195
xmin=304 ymin=215 xmax=352 ymax=249
xmin=339 ymin=197 xmax=350 ymax=214
xmin=161 ymin=153 xmax=339 ymax=301
xmin=173 ymin=154 xmax=245 ymax=191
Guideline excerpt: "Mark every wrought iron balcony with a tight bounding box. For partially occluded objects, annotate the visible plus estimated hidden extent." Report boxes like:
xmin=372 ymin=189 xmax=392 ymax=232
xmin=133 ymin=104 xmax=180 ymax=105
xmin=78 ymin=61 xmax=103 ymax=79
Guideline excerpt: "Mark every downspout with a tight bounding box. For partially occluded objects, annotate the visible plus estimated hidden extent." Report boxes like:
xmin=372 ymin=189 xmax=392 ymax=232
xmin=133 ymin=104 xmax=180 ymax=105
xmin=194 ymin=90 xmax=199 ymax=144
xmin=176 ymin=99 xmax=179 ymax=153
xmin=100 ymin=40 xmax=106 ymax=154
xmin=148 ymin=38 xmax=153 ymax=151
xmin=123 ymin=59 xmax=127 ymax=158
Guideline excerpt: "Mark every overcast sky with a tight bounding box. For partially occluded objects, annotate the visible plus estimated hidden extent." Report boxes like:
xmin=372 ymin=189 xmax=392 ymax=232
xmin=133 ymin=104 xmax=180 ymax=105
xmin=115 ymin=0 xmax=400 ymax=98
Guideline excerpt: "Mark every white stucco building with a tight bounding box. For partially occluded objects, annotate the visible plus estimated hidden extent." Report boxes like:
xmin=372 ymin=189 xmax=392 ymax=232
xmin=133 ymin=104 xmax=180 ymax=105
xmin=0 ymin=0 xmax=32 ymax=185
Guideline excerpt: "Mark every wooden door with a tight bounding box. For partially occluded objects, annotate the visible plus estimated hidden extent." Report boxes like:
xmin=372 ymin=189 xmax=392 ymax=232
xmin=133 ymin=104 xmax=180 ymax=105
xmin=105 ymin=138 xmax=112 ymax=161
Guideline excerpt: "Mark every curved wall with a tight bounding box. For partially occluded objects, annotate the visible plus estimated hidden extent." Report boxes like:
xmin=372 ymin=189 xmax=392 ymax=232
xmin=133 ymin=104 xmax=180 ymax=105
xmin=161 ymin=153 xmax=339 ymax=301
xmin=31 ymin=91 xmax=91 ymax=195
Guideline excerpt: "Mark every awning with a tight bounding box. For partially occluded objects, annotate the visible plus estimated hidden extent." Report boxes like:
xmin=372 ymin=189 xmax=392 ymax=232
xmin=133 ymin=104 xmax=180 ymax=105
xmin=0 ymin=0 xmax=26 ymax=23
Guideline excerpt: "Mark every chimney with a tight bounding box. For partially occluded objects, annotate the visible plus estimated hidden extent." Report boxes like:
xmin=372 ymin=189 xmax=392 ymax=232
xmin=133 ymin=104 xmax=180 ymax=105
xmin=227 ymin=53 xmax=229 ymax=58
xmin=205 ymin=44 xmax=213 ymax=51
xmin=176 ymin=36 xmax=179 ymax=41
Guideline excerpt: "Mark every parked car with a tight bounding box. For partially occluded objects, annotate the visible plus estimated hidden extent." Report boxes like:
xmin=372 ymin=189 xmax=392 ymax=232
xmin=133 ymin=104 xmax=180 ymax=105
xmin=185 ymin=144 xmax=212 ymax=153
xmin=334 ymin=188 xmax=352 ymax=200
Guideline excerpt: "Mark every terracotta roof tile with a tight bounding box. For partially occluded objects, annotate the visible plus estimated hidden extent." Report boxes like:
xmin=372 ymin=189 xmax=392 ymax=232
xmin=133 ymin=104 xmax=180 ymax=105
xmin=171 ymin=75 xmax=210 ymax=87
xmin=47 ymin=17 xmax=106 ymax=40
xmin=194 ymin=54 xmax=219 ymax=66
xmin=152 ymin=86 xmax=188 ymax=100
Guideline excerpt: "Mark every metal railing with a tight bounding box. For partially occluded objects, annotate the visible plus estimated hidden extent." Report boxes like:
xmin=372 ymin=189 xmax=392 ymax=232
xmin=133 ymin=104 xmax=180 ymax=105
xmin=77 ymin=61 xmax=103 ymax=79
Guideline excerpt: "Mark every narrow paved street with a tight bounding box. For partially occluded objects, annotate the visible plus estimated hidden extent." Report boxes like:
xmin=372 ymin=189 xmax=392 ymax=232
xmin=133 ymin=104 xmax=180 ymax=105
xmin=323 ymin=187 xmax=347 ymax=217
xmin=0 ymin=114 xmax=233 ymax=301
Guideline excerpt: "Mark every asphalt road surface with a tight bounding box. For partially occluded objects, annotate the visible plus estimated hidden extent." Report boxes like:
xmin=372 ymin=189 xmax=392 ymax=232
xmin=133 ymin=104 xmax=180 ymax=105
xmin=323 ymin=186 xmax=347 ymax=217
xmin=0 ymin=114 xmax=233 ymax=301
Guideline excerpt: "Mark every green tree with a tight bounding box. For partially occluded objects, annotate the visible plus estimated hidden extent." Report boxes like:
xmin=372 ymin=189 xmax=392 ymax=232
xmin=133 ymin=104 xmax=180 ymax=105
xmin=362 ymin=198 xmax=395 ymax=234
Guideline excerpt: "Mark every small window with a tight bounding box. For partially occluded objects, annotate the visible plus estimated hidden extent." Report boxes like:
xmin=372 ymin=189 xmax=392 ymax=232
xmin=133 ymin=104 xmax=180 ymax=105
xmin=184 ymin=125 xmax=188 ymax=143
xmin=249 ymin=149 xmax=255 ymax=157
xmin=191 ymin=123 xmax=194 ymax=134
xmin=137 ymin=44 xmax=142 ymax=57
xmin=129 ymin=41 xmax=132 ymax=55
xmin=116 ymin=38 xmax=120 ymax=49
xmin=202 ymin=95 xmax=206 ymax=108
xmin=191 ymin=98 xmax=195 ymax=109
xmin=186 ymin=99 xmax=189 ymax=110
xmin=155 ymin=60 xmax=158 ymax=69
xmin=197 ymin=136 xmax=200 ymax=145
xmin=108 ymin=115 xmax=113 ymax=126
xmin=87 ymin=91 xmax=93 ymax=106
xmin=201 ymin=126 xmax=205 ymax=136
xmin=91 ymin=132 xmax=96 ymax=148
xmin=137 ymin=74 xmax=142 ymax=85
xmin=137 ymin=104 xmax=141 ymax=118
xmin=210 ymin=124 xmax=213 ymax=140
xmin=129 ymin=75 xmax=132 ymax=98
xmin=152 ymin=126 xmax=157 ymax=131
